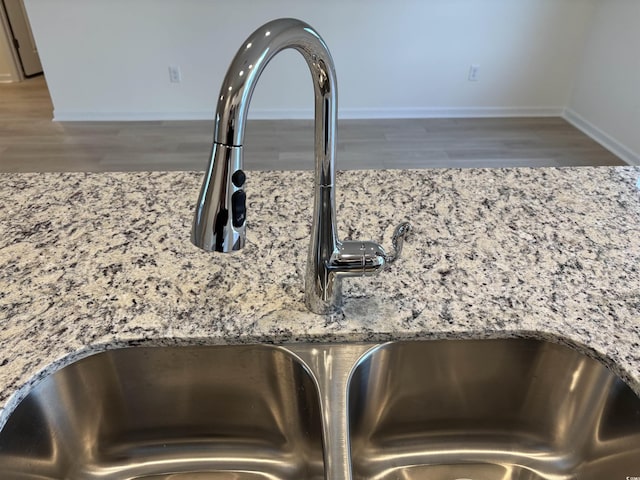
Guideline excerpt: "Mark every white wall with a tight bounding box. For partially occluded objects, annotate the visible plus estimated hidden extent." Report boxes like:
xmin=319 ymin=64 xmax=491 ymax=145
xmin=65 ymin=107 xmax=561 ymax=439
xmin=23 ymin=0 xmax=597 ymax=121
xmin=567 ymin=0 xmax=640 ymax=165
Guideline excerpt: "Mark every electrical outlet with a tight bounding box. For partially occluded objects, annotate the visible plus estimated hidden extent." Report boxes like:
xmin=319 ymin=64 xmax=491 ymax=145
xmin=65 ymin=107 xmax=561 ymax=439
xmin=468 ymin=64 xmax=480 ymax=82
xmin=169 ymin=66 xmax=182 ymax=83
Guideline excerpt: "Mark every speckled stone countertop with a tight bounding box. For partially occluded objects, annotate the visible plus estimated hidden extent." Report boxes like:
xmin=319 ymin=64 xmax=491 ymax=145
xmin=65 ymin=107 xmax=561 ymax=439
xmin=1 ymin=167 xmax=639 ymax=426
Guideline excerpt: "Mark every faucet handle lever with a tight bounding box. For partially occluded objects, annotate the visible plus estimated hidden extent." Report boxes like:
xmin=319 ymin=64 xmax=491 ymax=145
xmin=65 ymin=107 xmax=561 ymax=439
xmin=330 ymin=221 xmax=411 ymax=276
xmin=384 ymin=222 xmax=412 ymax=265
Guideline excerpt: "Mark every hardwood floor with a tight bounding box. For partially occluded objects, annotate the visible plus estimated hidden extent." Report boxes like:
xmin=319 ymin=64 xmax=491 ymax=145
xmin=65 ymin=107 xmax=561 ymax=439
xmin=0 ymin=76 xmax=625 ymax=172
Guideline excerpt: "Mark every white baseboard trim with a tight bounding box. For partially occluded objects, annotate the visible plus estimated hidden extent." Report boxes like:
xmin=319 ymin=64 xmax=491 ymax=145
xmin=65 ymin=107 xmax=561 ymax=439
xmin=53 ymin=106 xmax=564 ymax=122
xmin=340 ymin=106 xmax=564 ymax=119
xmin=563 ymin=108 xmax=640 ymax=166
xmin=52 ymin=111 xmax=216 ymax=122
xmin=0 ymin=73 xmax=18 ymax=83
xmin=243 ymin=106 xmax=565 ymax=120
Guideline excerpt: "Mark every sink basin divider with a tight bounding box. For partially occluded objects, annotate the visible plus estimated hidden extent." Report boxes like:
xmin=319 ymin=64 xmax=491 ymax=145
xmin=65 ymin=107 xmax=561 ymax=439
xmin=283 ymin=343 xmax=381 ymax=480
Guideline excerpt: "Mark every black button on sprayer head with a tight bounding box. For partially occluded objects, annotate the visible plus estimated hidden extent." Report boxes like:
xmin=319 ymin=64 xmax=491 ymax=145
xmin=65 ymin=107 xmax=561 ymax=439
xmin=232 ymin=190 xmax=246 ymax=227
xmin=232 ymin=170 xmax=246 ymax=188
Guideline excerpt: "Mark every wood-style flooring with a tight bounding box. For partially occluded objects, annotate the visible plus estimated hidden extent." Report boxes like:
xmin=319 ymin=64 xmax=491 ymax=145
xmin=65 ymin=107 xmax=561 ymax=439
xmin=0 ymin=76 xmax=625 ymax=172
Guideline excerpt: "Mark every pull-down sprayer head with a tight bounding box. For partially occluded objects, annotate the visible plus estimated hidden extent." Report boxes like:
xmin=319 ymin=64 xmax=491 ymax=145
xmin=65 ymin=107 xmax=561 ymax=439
xmin=191 ymin=18 xmax=337 ymax=253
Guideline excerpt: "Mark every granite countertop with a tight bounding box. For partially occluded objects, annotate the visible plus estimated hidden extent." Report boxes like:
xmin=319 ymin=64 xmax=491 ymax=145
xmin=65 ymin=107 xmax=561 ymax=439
xmin=0 ymin=167 xmax=639 ymax=426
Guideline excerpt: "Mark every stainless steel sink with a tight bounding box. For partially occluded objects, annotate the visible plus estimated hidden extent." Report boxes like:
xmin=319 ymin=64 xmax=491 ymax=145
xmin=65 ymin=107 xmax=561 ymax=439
xmin=1 ymin=340 xmax=639 ymax=480
xmin=0 ymin=345 xmax=324 ymax=479
xmin=349 ymin=339 xmax=640 ymax=480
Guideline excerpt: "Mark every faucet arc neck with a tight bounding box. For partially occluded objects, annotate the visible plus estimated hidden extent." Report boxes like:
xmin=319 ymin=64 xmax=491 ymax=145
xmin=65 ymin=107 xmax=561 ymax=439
xmin=213 ymin=19 xmax=337 ymax=163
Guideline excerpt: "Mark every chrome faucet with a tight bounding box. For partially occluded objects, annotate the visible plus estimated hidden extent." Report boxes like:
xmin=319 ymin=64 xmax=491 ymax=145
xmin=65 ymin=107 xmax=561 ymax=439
xmin=192 ymin=18 xmax=411 ymax=314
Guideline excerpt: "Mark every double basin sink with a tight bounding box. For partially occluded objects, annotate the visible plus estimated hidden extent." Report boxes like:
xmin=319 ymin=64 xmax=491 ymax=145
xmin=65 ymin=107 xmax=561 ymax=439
xmin=1 ymin=339 xmax=639 ymax=479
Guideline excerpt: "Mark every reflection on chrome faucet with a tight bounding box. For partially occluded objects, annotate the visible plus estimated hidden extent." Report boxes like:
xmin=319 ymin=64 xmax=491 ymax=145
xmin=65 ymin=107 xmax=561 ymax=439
xmin=192 ymin=18 xmax=411 ymax=314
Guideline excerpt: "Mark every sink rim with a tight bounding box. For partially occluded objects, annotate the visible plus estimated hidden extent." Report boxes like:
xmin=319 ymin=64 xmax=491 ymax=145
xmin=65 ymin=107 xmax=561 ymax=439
xmin=2 ymin=332 xmax=639 ymax=434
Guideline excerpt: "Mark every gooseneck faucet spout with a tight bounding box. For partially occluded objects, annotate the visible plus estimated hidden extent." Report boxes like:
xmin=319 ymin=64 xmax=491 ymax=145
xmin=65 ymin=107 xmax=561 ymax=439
xmin=192 ymin=18 xmax=410 ymax=314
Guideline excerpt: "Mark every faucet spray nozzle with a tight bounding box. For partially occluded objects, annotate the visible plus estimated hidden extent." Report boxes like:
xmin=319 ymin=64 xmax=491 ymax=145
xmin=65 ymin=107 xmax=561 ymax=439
xmin=192 ymin=143 xmax=245 ymax=253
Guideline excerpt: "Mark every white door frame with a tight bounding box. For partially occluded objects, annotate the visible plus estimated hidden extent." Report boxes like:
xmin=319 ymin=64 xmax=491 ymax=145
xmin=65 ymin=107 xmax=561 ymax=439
xmin=0 ymin=0 xmax=24 ymax=82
